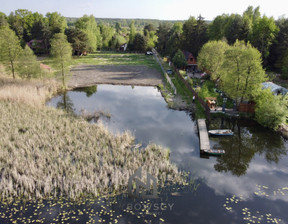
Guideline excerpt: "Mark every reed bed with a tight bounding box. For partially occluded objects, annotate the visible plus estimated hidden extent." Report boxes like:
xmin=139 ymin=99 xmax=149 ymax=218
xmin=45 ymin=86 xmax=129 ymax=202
xmin=0 ymin=101 xmax=185 ymax=200
xmin=0 ymin=73 xmax=58 ymax=107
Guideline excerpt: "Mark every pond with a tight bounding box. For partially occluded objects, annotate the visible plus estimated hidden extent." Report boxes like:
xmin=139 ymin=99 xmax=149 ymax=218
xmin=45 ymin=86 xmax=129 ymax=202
xmin=1 ymin=85 xmax=287 ymax=224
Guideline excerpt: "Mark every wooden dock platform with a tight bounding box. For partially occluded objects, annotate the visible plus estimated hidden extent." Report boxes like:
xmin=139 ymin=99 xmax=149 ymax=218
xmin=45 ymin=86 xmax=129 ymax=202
xmin=197 ymin=119 xmax=211 ymax=151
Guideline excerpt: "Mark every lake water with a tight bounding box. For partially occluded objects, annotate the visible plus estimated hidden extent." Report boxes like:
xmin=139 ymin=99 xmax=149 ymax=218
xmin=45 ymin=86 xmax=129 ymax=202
xmin=3 ymin=85 xmax=288 ymax=224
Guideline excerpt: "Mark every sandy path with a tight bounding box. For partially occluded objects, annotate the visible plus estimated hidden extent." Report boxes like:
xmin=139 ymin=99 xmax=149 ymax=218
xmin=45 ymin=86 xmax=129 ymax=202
xmin=68 ymin=65 xmax=163 ymax=88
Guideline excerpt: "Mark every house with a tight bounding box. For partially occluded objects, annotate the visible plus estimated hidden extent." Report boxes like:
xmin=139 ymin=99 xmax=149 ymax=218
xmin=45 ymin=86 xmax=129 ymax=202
xmin=27 ymin=40 xmax=45 ymax=54
xmin=119 ymin=43 xmax=128 ymax=52
xmin=183 ymin=50 xmax=197 ymax=71
xmin=262 ymin=82 xmax=288 ymax=95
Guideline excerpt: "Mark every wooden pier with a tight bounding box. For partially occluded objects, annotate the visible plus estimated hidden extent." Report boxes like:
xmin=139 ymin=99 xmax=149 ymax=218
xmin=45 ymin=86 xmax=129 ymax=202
xmin=197 ymin=119 xmax=225 ymax=156
xmin=197 ymin=119 xmax=211 ymax=151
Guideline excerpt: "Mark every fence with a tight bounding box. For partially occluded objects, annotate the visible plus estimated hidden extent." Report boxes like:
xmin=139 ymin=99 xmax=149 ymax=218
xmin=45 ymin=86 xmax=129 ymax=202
xmin=172 ymin=66 xmax=210 ymax=118
xmin=152 ymin=48 xmax=210 ymax=118
xmin=152 ymin=48 xmax=177 ymax=95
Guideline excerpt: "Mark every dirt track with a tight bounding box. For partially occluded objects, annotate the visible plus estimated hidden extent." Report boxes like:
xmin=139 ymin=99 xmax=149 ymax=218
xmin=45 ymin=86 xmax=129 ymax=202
xmin=68 ymin=65 xmax=163 ymax=88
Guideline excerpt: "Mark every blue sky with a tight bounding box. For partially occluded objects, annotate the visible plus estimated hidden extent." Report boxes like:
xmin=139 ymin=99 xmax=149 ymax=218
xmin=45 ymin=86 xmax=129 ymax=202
xmin=1 ymin=0 xmax=287 ymax=20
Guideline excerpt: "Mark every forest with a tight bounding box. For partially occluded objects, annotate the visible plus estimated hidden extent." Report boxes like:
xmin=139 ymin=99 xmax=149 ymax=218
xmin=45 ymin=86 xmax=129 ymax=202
xmin=0 ymin=6 xmax=288 ymax=77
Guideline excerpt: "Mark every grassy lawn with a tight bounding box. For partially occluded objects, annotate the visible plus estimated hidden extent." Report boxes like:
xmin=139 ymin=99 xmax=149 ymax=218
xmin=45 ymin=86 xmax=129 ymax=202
xmin=42 ymin=51 xmax=160 ymax=70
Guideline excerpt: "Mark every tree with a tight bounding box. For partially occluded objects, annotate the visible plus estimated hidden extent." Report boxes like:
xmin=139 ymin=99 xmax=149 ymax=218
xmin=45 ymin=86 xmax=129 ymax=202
xmin=208 ymin=14 xmax=230 ymax=40
xmin=268 ymin=18 xmax=288 ymax=71
xmin=197 ymin=40 xmax=229 ymax=81
xmin=15 ymin=45 xmax=41 ymax=78
xmin=128 ymin=20 xmax=136 ymax=46
xmin=172 ymin=49 xmax=187 ymax=69
xmin=0 ymin=12 xmax=8 ymax=28
xmin=280 ymin=50 xmax=288 ymax=79
xmin=221 ymin=40 xmax=266 ymax=105
xmin=75 ymin=15 xmax=100 ymax=52
xmin=181 ymin=16 xmax=208 ymax=57
xmin=144 ymin=24 xmax=157 ymax=50
xmin=46 ymin=12 xmax=67 ymax=34
xmin=110 ymin=34 xmax=126 ymax=50
xmin=65 ymin=27 xmax=89 ymax=56
xmin=225 ymin=14 xmax=249 ymax=44
xmin=115 ymin=22 xmax=122 ymax=34
xmin=0 ymin=27 xmax=22 ymax=79
xmin=253 ymin=88 xmax=288 ymax=129
xmin=50 ymin=33 xmax=72 ymax=88
xmin=156 ymin=23 xmax=172 ymax=56
xmin=133 ymin=33 xmax=147 ymax=52
xmin=166 ymin=22 xmax=183 ymax=58
xmin=99 ymin=23 xmax=115 ymax=49
xmin=250 ymin=16 xmax=279 ymax=64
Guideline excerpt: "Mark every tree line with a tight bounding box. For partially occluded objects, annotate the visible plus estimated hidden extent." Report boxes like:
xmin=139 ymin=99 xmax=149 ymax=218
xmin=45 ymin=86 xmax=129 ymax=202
xmin=156 ymin=6 xmax=288 ymax=78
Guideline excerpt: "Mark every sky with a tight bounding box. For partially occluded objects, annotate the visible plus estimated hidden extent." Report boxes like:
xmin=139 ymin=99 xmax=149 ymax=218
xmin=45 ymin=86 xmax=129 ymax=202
xmin=1 ymin=0 xmax=287 ymax=21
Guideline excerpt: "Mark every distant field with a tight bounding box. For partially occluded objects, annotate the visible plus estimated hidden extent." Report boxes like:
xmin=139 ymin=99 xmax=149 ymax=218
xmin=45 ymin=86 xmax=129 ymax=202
xmin=72 ymin=51 xmax=159 ymax=68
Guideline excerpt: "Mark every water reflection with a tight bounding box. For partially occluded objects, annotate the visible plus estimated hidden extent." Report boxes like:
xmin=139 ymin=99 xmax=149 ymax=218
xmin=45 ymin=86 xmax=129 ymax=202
xmin=45 ymin=85 xmax=288 ymax=223
xmin=55 ymin=91 xmax=75 ymax=114
xmin=209 ymin=117 xmax=287 ymax=176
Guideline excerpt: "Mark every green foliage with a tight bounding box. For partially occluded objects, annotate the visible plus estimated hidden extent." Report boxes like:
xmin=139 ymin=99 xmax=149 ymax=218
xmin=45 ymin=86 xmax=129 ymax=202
xmin=110 ymin=34 xmax=126 ymax=49
xmin=133 ymin=33 xmax=147 ymax=52
xmin=269 ymin=18 xmax=288 ymax=71
xmin=197 ymin=81 xmax=217 ymax=99
xmin=172 ymin=49 xmax=187 ymax=68
xmin=50 ymin=33 xmax=72 ymax=88
xmin=65 ymin=27 xmax=89 ymax=55
xmin=166 ymin=22 xmax=183 ymax=58
xmin=75 ymin=15 xmax=101 ymax=52
xmin=99 ymin=23 xmax=115 ymax=49
xmin=249 ymin=16 xmax=279 ymax=63
xmin=15 ymin=45 xmax=41 ymax=78
xmin=156 ymin=23 xmax=173 ymax=56
xmin=115 ymin=22 xmax=122 ymax=33
xmin=221 ymin=40 xmax=266 ymax=104
xmin=0 ymin=12 xmax=8 ymax=27
xmin=46 ymin=12 xmax=67 ymax=34
xmin=198 ymin=40 xmax=229 ymax=81
xmin=0 ymin=27 xmax=22 ymax=78
xmin=128 ymin=20 xmax=136 ymax=45
xmin=254 ymin=88 xmax=288 ymax=129
xmin=181 ymin=16 xmax=208 ymax=57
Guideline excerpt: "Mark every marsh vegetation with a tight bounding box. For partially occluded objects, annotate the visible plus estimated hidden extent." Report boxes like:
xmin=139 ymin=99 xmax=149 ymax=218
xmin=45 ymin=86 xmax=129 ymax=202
xmin=0 ymin=101 xmax=186 ymax=201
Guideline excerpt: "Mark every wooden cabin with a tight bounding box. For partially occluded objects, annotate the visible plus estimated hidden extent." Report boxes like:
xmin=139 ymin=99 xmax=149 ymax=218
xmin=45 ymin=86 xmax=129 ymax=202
xmin=183 ymin=50 xmax=197 ymax=71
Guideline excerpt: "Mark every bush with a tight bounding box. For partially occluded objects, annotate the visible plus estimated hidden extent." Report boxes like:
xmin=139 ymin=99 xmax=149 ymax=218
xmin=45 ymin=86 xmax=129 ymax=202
xmin=254 ymin=89 xmax=288 ymax=129
xmin=172 ymin=50 xmax=187 ymax=69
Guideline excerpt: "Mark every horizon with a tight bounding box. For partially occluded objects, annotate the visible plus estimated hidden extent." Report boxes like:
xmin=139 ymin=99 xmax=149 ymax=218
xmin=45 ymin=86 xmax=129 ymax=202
xmin=1 ymin=0 xmax=287 ymax=21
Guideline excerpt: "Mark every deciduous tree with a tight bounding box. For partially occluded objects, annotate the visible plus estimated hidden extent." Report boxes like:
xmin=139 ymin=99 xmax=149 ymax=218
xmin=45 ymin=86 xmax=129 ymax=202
xmin=50 ymin=33 xmax=72 ymax=88
xmin=15 ymin=45 xmax=41 ymax=78
xmin=221 ymin=40 xmax=266 ymax=104
xmin=253 ymin=88 xmax=288 ymax=129
xmin=198 ymin=40 xmax=229 ymax=81
xmin=0 ymin=27 xmax=22 ymax=79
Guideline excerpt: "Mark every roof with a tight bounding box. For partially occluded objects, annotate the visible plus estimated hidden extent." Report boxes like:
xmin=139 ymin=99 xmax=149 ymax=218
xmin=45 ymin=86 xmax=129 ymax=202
xmin=183 ymin=50 xmax=194 ymax=60
xmin=262 ymin=82 xmax=288 ymax=95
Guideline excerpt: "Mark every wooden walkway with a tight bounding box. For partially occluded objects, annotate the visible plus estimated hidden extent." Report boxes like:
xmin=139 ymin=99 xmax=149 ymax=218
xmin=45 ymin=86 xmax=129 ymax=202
xmin=197 ymin=119 xmax=211 ymax=151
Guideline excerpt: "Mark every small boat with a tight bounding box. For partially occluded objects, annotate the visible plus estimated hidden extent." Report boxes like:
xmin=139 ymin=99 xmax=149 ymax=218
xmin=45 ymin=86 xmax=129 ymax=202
xmin=203 ymin=149 xmax=225 ymax=156
xmin=208 ymin=129 xmax=233 ymax=136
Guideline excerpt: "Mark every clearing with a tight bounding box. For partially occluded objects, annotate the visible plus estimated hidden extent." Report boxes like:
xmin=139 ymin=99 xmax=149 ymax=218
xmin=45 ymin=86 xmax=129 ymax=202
xmin=68 ymin=64 xmax=163 ymax=88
